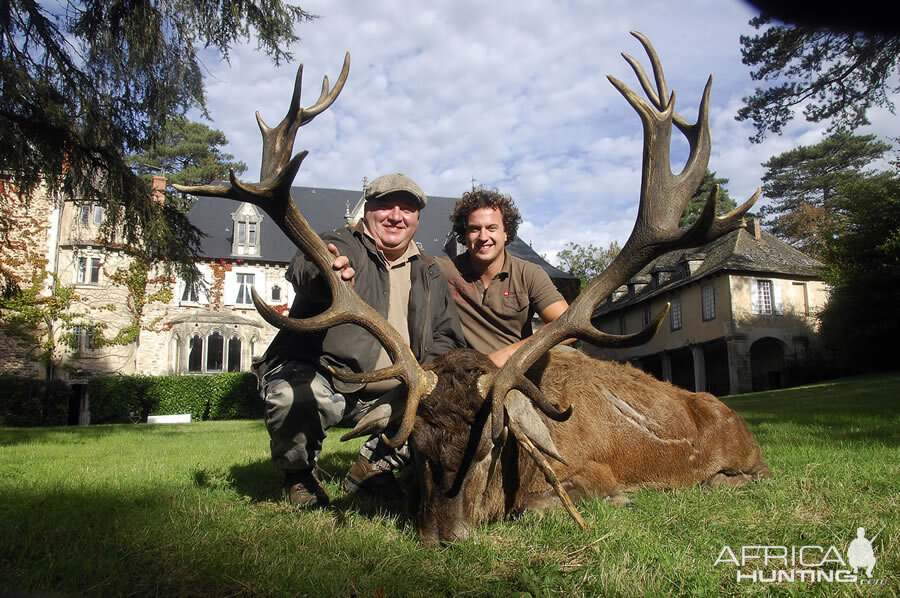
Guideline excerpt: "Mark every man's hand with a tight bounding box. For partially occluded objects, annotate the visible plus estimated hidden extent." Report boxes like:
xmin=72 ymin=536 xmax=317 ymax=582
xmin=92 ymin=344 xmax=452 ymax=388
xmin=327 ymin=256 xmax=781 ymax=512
xmin=328 ymin=243 xmax=355 ymax=284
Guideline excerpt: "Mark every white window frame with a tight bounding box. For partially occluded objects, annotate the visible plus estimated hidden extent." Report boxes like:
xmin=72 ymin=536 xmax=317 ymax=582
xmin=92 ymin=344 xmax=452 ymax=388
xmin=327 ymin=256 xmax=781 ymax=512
xmin=750 ymin=278 xmax=784 ymax=316
xmin=235 ymin=273 xmax=255 ymax=305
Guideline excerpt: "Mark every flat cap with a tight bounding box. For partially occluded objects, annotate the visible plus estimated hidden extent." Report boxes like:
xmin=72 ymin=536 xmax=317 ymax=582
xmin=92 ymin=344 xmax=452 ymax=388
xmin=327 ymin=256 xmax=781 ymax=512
xmin=365 ymin=173 xmax=427 ymax=209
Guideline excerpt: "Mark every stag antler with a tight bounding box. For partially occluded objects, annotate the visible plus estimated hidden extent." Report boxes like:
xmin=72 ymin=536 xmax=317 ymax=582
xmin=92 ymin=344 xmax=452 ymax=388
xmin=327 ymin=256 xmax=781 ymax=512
xmin=173 ymin=53 xmax=437 ymax=447
xmin=487 ymin=31 xmax=760 ymax=441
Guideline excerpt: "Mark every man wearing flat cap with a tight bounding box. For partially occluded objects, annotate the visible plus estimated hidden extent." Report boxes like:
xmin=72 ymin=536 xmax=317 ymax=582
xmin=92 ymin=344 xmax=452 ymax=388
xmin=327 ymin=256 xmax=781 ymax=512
xmin=255 ymin=173 xmax=466 ymax=508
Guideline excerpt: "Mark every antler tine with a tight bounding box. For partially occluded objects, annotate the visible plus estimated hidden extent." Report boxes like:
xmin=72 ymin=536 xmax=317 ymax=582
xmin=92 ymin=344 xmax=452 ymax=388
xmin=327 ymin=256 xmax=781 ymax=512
xmin=485 ymin=33 xmax=759 ymax=441
xmin=174 ymin=53 xmax=433 ymax=449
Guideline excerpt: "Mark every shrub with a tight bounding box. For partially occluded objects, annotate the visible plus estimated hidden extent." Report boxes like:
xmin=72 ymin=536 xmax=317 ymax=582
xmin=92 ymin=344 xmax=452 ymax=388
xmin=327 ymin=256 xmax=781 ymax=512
xmin=88 ymin=375 xmax=155 ymax=424
xmin=0 ymin=376 xmax=71 ymax=426
xmin=88 ymin=372 xmax=262 ymax=424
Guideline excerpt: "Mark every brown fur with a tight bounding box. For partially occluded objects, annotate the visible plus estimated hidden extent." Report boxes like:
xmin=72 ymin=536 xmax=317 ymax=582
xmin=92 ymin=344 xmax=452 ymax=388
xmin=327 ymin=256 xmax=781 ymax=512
xmin=407 ymin=348 xmax=770 ymax=545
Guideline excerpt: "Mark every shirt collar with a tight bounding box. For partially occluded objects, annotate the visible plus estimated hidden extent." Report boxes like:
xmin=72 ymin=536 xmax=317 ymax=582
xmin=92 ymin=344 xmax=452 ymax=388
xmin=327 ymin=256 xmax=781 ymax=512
xmin=454 ymin=249 xmax=511 ymax=281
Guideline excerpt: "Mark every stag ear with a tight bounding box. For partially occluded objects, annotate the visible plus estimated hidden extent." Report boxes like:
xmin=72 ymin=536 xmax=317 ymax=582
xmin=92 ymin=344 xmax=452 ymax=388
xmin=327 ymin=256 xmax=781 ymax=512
xmin=340 ymin=388 xmax=406 ymax=441
xmin=506 ymin=390 xmax=568 ymax=465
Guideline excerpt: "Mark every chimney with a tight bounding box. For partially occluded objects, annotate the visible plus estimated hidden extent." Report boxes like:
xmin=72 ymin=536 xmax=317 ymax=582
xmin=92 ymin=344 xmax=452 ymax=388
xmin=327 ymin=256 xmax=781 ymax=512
xmin=746 ymin=217 xmax=762 ymax=241
xmin=152 ymin=175 xmax=167 ymax=204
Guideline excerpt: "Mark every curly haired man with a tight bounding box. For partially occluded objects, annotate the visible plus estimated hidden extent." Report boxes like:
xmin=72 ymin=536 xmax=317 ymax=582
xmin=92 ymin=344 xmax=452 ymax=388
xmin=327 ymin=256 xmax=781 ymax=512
xmin=437 ymin=187 xmax=570 ymax=367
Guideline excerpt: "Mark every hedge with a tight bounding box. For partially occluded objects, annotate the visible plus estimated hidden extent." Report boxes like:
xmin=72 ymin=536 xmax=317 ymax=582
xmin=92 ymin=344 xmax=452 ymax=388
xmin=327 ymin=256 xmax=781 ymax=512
xmin=0 ymin=375 xmax=71 ymax=427
xmin=88 ymin=372 xmax=262 ymax=424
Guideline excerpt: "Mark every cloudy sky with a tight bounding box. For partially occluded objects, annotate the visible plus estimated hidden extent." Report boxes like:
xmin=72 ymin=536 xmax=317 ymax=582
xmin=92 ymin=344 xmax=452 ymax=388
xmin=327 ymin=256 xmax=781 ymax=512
xmin=194 ymin=0 xmax=900 ymax=263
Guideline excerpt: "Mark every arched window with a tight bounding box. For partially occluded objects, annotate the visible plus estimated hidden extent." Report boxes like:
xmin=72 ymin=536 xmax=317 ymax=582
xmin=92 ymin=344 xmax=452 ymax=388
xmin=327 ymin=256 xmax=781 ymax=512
xmin=271 ymin=285 xmax=281 ymax=302
xmin=188 ymin=335 xmax=203 ymax=372
xmin=227 ymin=336 xmax=242 ymax=372
xmin=207 ymin=331 xmax=224 ymax=372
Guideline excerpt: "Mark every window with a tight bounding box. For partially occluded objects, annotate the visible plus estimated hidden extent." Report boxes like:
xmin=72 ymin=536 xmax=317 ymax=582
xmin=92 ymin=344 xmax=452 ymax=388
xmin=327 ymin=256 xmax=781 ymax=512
xmin=92 ymin=205 xmax=104 ymax=225
xmin=76 ymin=257 xmax=86 ymax=283
xmin=271 ymin=285 xmax=281 ymax=302
xmin=180 ymin=331 xmax=244 ymax=374
xmin=235 ymin=273 xmax=255 ymax=305
xmin=670 ymin=294 xmax=682 ymax=330
xmin=188 ymin=335 xmax=203 ymax=372
xmin=90 ymin=258 xmax=101 ymax=284
xmin=231 ymin=203 xmax=263 ymax=255
xmin=792 ymin=282 xmax=809 ymax=316
xmin=206 ymin=331 xmax=224 ymax=372
xmin=76 ymin=257 xmax=100 ymax=284
xmin=227 ymin=337 xmax=242 ymax=372
xmin=757 ymin=280 xmax=773 ymax=315
xmin=78 ymin=204 xmax=90 ymax=226
xmin=751 ymin=279 xmax=783 ymax=315
xmin=69 ymin=326 xmax=94 ymax=351
xmin=70 ymin=325 xmax=82 ymax=350
xmin=181 ymin=282 xmax=199 ymax=303
xmin=701 ymin=284 xmax=716 ymax=321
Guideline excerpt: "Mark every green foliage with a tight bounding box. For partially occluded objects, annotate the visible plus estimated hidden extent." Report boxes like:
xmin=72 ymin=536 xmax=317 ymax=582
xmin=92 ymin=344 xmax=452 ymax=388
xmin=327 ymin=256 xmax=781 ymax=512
xmin=680 ymin=169 xmax=737 ymax=228
xmin=819 ymin=173 xmax=900 ymax=372
xmin=0 ymin=375 xmax=71 ymax=426
xmin=554 ymin=241 xmax=621 ymax=290
xmin=759 ymin=132 xmax=890 ymax=259
xmin=88 ymin=373 xmax=262 ymax=424
xmin=737 ymin=15 xmax=900 ymax=142
xmin=129 ymin=117 xmax=248 ymax=210
xmin=0 ymin=0 xmax=313 ymax=280
xmin=0 ymin=259 xmax=78 ymax=367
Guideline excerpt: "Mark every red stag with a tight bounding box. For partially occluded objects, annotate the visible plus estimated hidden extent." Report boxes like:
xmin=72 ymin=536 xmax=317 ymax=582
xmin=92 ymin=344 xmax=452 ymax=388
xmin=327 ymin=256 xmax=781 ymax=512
xmin=175 ymin=32 xmax=770 ymax=546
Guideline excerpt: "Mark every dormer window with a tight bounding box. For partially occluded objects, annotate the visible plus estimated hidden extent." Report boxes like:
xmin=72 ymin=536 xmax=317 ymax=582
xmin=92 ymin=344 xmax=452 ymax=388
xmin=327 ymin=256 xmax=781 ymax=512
xmin=231 ymin=203 xmax=263 ymax=256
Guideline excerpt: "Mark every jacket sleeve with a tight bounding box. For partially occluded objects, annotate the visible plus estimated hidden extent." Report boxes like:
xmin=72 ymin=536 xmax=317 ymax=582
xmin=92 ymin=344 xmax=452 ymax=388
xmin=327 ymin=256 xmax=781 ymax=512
xmin=424 ymin=262 xmax=467 ymax=363
xmin=285 ymin=229 xmax=360 ymax=315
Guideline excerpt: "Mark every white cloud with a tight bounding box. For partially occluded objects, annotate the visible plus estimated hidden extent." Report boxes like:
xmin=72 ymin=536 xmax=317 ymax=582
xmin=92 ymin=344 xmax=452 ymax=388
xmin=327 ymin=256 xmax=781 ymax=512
xmin=192 ymin=0 xmax=899 ymax=267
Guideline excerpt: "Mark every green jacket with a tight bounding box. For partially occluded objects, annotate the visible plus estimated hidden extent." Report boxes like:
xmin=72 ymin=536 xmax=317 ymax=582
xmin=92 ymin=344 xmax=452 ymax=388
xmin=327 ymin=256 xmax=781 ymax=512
xmin=255 ymin=222 xmax=466 ymax=392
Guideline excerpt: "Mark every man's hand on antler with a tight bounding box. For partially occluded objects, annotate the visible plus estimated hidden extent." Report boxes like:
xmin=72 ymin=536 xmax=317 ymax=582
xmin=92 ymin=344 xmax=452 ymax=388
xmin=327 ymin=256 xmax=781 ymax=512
xmin=327 ymin=243 xmax=355 ymax=284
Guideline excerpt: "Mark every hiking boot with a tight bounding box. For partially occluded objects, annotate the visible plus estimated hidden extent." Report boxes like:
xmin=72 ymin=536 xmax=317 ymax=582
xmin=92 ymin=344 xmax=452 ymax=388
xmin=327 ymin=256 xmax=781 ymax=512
xmin=342 ymin=454 xmax=404 ymax=500
xmin=283 ymin=468 xmax=329 ymax=508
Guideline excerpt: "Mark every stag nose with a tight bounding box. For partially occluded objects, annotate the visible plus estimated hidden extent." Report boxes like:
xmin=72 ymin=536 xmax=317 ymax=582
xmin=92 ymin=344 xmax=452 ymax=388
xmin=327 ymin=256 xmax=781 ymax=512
xmin=438 ymin=521 xmax=471 ymax=545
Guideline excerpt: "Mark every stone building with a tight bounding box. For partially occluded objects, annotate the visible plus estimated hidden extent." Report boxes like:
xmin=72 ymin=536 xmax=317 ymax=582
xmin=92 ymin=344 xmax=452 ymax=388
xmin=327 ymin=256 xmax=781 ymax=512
xmin=1 ymin=177 xmax=575 ymax=394
xmin=588 ymin=220 xmax=828 ymax=395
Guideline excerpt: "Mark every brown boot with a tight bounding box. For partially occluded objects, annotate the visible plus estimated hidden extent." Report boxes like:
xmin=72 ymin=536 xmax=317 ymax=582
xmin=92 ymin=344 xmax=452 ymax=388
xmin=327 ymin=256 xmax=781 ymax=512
xmin=342 ymin=454 xmax=404 ymax=500
xmin=283 ymin=468 xmax=329 ymax=508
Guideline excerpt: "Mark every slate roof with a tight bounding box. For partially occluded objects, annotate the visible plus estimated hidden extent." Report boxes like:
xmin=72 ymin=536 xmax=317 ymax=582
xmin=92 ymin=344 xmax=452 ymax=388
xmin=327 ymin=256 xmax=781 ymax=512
xmin=187 ymin=185 xmax=576 ymax=282
xmin=593 ymin=227 xmax=825 ymax=316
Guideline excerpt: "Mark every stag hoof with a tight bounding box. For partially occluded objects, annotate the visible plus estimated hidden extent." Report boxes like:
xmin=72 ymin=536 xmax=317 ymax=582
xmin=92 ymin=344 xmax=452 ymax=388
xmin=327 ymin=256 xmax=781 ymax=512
xmin=284 ymin=468 xmax=330 ymax=509
xmin=343 ymin=456 xmax=404 ymax=500
xmin=604 ymin=492 xmax=633 ymax=507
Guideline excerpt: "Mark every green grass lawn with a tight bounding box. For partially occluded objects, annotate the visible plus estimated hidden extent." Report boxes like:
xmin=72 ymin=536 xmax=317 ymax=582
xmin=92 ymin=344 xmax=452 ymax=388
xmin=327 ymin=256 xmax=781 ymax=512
xmin=1 ymin=372 xmax=898 ymax=597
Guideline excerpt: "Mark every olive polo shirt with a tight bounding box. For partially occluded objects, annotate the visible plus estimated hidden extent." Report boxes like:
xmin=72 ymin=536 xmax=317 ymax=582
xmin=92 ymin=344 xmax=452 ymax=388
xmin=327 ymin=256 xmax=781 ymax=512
xmin=436 ymin=251 xmax=564 ymax=354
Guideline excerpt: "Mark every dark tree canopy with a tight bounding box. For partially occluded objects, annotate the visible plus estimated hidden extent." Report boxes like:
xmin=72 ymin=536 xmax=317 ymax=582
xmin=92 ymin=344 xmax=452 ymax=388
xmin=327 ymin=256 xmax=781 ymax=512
xmin=129 ymin=117 xmax=247 ymax=207
xmin=758 ymin=132 xmax=890 ymax=258
xmin=819 ymin=173 xmax=900 ymax=371
xmin=736 ymin=15 xmax=900 ymax=143
xmin=680 ymin=169 xmax=737 ymax=228
xmin=1 ymin=0 xmax=313 ymax=276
